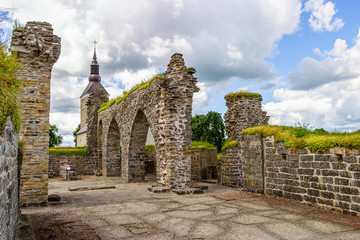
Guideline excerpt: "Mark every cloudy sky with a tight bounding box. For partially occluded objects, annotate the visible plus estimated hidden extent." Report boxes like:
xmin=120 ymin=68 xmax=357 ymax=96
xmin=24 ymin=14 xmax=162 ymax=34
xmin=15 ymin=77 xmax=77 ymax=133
xmin=1 ymin=0 xmax=360 ymax=146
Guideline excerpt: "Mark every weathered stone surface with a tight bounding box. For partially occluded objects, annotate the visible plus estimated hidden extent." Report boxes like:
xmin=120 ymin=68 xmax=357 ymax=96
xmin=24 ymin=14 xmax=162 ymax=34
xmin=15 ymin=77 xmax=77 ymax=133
xmin=224 ymin=94 xmax=268 ymax=141
xmin=0 ymin=117 xmax=19 ymax=240
xmin=12 ymin=21 xmax=61 ymax=207
xmin=191 ymin=148 xmax=217 ymax=182
xmin=97 ymin=53 xmax=199 ymax=190
xmin=263 ymin=138 xmax=360 ymax=216
xmin=220 ymin=94 xmax=269 ymax=189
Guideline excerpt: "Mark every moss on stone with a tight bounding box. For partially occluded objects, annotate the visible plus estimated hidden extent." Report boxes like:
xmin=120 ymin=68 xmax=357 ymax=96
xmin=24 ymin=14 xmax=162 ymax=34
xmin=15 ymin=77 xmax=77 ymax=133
xmin=221 ymin=138 xmax=238 ymax=152
xmin=191 ymin=141 xmax=217 ymax=150
xmin=98 ymin=73 xmax=164 ymax=112
xmin=241 ymin=125 xmax=360 ymax=152
xmin=13 ymin=27 xmax=24 ymax=32
xmin=217 ymin=153 xmax=223 ymax=161
xmin=224 ymin=91 xmax=262 ymax=100
xmin=145 ymin=144 xmax=155 ymax=151
xmin=49 ymin=147 xmax=87 ymax=156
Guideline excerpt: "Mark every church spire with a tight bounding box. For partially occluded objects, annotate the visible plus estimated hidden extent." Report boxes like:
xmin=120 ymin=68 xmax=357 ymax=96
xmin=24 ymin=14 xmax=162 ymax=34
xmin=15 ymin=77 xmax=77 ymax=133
xmin=89 ymin=40 xmax=101 ymax=82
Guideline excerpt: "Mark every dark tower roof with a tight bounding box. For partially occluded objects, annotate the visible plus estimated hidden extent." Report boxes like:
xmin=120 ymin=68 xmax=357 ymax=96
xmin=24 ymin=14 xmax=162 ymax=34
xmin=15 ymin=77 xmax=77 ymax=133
xmin=89 ymin=48 xmax=101 ymax=82
xmin=80 ymin=44 xmax=109 ymax=98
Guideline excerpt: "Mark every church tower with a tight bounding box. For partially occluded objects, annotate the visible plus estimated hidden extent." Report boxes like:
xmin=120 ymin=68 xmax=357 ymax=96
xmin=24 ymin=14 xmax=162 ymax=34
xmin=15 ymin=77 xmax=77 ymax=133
xmin=76 ymin=42 xmax=109 ymax=146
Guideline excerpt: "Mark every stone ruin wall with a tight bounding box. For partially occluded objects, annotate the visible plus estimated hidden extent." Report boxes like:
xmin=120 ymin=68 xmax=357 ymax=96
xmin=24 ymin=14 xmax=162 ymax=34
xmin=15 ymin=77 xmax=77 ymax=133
xmin=0 ymin=117 xmax=19 ymax=240
xmin=12 ymin=21 xmax=61 ymax=206
xmin=221 ymin=92 xmax=360 ymax=216
xmin=191 ymin=148 xmax=217 ymax=182
xmin=224 ymin=95 xmax=268 ymax=141
xmin=221 ymin=95 xmax=268 ymax=188
xmin=48 ymin=154 xmax=93 ymax=178
xmin=97 ymin=53 xmax=199 ymax=190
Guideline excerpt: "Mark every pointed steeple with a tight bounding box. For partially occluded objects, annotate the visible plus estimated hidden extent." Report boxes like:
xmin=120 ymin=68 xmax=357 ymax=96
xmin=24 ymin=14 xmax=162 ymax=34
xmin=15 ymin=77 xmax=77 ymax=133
xmin=89 ymin=40 xmax=101 ymax=82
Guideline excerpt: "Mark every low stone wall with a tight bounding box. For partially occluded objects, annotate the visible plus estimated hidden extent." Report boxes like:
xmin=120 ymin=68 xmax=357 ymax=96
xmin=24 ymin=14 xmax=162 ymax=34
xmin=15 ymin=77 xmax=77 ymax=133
xmin=262 ymin=135 xmax=360 ymax=216
xmin=0 ymin=117 xmax=19 ymax=240
xmin=219 ymin=147 xmax=241 ymax=187
xmin=239 ymin=134 xmax=264 ymax=193
xmin=49 ymin=154 xmax=96 ymax=177
xmin=191 ymin=148 xmax=217 ymax=181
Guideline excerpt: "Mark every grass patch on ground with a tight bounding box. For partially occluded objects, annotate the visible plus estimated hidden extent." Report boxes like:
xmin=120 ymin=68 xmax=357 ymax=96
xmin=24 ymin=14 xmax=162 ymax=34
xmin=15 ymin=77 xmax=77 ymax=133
xmin=145 ymin=144 xmax=155 ymax=151
xmin=241 ymin=125 xmax=360 ymax=152
xmin=98 ymin=73 xmax=164 ymax=112
xmin=224 ymin=91 xmax=262 ymax=100
xmin=49 ymin=147 xmax=87 ymax=156
xmin=221 ymin=138 xmax=238 ymax=152
xmin=191 ymin=141 xmax=217 ymax=150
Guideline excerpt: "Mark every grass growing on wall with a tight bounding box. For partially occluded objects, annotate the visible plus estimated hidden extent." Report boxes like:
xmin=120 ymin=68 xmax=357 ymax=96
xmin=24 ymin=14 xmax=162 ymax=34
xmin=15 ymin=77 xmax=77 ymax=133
xmin=49 ymin=147 xmax=87 ymax=156
xmin=221 ymin=138 xmax=238 ymax=152
xmin=241 ymin=125 xmax=360 ymax=152
xmin=98 ymin=74 xmax=164 ymax=113
xmin=224 ymin=91 xmax=262 ymax=100
xmin=191 ymin=141 xmax=217 ymax=150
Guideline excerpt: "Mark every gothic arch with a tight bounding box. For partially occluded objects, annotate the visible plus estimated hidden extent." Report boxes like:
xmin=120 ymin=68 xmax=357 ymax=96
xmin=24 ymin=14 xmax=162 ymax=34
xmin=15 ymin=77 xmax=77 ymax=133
xmin=96 ymin=53 xmax=199 ymax=189
xmin=104 ymin=117 xmax=121 ymax=176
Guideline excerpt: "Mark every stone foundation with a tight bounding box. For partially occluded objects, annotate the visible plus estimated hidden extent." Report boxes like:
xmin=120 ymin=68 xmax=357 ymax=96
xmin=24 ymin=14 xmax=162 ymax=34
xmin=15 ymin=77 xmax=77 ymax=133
xmin=12 ymin=21 xmax=61 ymax=206
xmin=0 ymin=117 xmax=19 ymax=240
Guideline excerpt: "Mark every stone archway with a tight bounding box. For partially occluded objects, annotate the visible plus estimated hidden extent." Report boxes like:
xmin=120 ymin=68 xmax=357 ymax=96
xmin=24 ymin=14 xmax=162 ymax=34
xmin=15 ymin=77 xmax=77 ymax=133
xmin=128 ymin=109 xmax=149 ymax=182
xmin=96 ymin=53 xmax=199 ymax=190
xmin=104 ymin=118 xmax=121 ymax=176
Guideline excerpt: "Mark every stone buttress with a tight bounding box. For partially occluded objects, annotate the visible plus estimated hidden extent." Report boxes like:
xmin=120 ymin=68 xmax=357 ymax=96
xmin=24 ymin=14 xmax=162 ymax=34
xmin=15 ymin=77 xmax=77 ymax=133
xmin=12 ymin=21 xmax=61 ymax=206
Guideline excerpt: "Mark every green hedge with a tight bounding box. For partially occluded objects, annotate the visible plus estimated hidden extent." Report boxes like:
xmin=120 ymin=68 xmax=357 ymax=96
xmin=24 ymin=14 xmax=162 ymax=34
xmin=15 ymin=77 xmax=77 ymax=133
xmin=241 ymin=125 xmax=360 ymax=152
xmin=49 ymin=147 xmax=87 ymax=156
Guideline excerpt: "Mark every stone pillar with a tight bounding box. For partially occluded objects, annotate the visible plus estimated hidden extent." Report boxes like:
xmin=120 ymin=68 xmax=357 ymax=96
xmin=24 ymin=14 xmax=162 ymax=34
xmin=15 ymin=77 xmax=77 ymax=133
xmin=224 ymin=93 xmax=269 ymax=141
xmin=12 ymin=21 xmax=61 ymax=206
xmin=86 ymin=87 xmax=109 ymax=172
xmin=157 ymin=53 xmax=199 ymax=189
xmin=221 ymin=92 xmax=268 ymax=188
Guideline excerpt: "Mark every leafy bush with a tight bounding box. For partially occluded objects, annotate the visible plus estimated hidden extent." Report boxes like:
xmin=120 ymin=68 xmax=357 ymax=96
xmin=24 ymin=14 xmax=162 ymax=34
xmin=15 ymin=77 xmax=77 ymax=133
xmin=0 ymin=44 xmax=22 ymax=135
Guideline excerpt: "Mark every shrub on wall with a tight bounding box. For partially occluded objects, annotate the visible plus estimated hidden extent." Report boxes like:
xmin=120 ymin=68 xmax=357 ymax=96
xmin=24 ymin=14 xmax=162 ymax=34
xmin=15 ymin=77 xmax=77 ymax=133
xmin=0 ymin=44 xmax=22 ymax=135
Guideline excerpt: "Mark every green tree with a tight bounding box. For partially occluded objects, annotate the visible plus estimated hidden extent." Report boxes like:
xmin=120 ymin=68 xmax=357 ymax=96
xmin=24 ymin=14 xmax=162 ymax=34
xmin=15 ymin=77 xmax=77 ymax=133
xmin=49 ymin=124 xmax=63 ymax=147
xmin=73 ymin=124 xmax=81 ymax=146
xmin=191 ymin=111 xmax=225 ymax=152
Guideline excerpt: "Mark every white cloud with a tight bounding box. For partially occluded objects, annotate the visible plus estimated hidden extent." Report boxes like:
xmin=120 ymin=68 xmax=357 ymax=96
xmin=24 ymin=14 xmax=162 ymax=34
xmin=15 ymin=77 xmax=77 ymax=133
xmin=3 ymin=0 xmax=303 ymax=145
xmin=193 ymin=82 xmax=210 ymax=115
xmin=264 ymin=77 xmax=360 ymax=130
xmin=289 ymin=28 xmax=360 ymax=90
xmin=304 ymin=0 xmax=344 ymax=32
xmin=227 ymin=44 xmax=243 ymax=61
